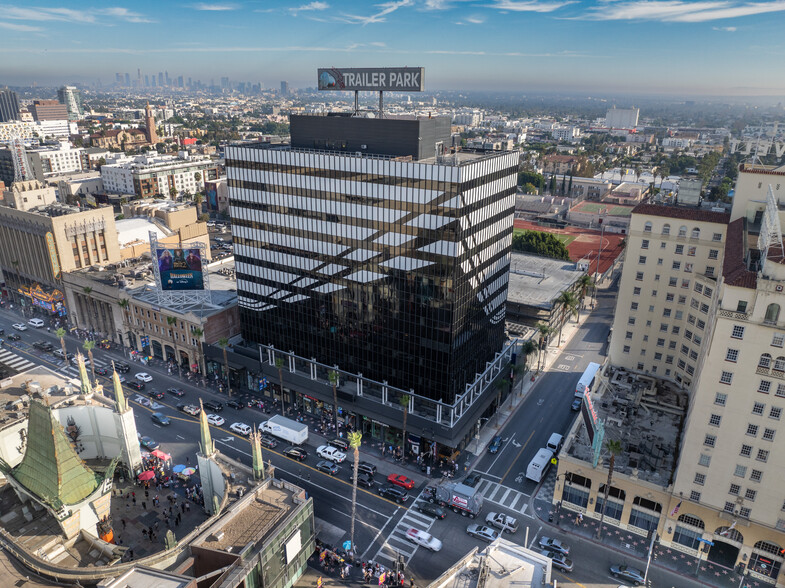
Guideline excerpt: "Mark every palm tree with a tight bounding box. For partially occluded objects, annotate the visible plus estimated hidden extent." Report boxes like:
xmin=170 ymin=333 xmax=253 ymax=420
xmin=56 ymin=327 xmax=68 ymax=363
xmin=83 ymin=340 xmax=97 ymax=383
xmin=521 ymin=340 xmax=538 ymax=374
xmin=275 ymin=357 xmax=286 ymax=414
xmin=535 ymin=322 xmax=554 ymax=372
xmin=399 ymin=394 xmax=410 ymax=456
xmin=576 ymin=274 xmax=595 ymax=315
xmin=348 ymin=431 xmax=362 ymax=557
xmin=556 ymin=291 xmax=579 ymax=346
xmin=596 ymin=439 xmax=623 ymax=540
xmin=328 ymin=370 xmax=340 ymax=435
xmin=217 ymin=337 xmax=232 ymax=397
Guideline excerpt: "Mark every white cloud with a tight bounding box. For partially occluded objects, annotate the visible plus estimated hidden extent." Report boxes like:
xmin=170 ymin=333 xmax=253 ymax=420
xmin=491 ymin=0 xmax=576 ymax=12
xmin=713 ymin=25 xmax=737 ymax=29
xmin=583 ymin=0 xmax=785 ymax=22
xmin=192 ymin=3 xmax=238 ymax=10
xmin=0 ymin=5 xmax=154 ymax=24
xmin=340 ymin=0 xmax=414 ymax=25
xmin=0 ymin=21 xmax=43 ymax=31
xmin=102 ymin=7 xmax=155 ymax=23
xmin=291 ymin=1 xmax=330 ymax=13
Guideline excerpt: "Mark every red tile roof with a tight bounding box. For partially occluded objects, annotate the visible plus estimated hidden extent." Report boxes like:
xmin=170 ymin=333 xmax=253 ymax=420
xmin=631 ymin=203 xmax=730 ymax=224
xmin=723 ymin=218 xmax=757 ymax=289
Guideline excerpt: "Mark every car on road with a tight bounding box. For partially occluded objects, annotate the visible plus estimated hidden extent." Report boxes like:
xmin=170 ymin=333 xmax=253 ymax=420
xmin=12 ymin=323 xmax=27 ymax=331
xmin=260 ymin=435 xmax=278 ymax=449
xmin=316 ymin=460 xmax=340 ymax=476
xmin=167 ymin=388 xmax=185 ymax=397
xmin=609 ymin=564 xmax=645 ymax=585
xmin=6 ymin=333 xmax=21 ymax=341
xmin=488 ymin=435 xmax=502 ymax=453
xmin=206 ymin=414 xmax=225 ymax=426
xmin=33 ymin=341 xmax=54 ymax=352
xmin=115 ymin=362 xmax=131 ymax=373
xmin=177 ymin=403 xmax=201 ymax=416
xmin=387 ymin=474 xmax=415 ymax=490
xmin=203 ymin=400 xmax=223 ymax=412
xmin=463 ymin=472 xmax=482 ymax=488
xmin=316 ymin=445 xmax=346 ymax=463
xmin=405 ymin=528 xmax=442 ymax=552
xmin=227 ymin=399 xmax=244 ymax=410
xmin=378 ymin=485 xmax=408 ymax=503
xmin=52 ymin=348 xmax=65 ymax=358
xmin=485 ymin=512 xmax=518 ymax=533
xmin=147 ymin=389 xmax=165 ymax=400
xmin=348 ymin=471 xmax=375 ymax=488
xmin=126 ymin=381 xmax=145 ymax=391
xmin=28 ymin=318 xmax=44 ymax=328
xmin=465 ymin=524 xmax=499 ymax=543
xmin=70 ymin=356 xmax=90 ymax=367
xmin=571 ymin=398 xmax=582 ymax=411
xmin=151 ymin=412 xmax=170 ymax=426
xmin=283 ymin=446 xmax=307 ymax=461
xmin=139 ymin=436 xmax=159 ymax=450
xmin=135 ymin=372 xmax=153 ymax=383
xmin=328 ymin=438 xmax=350 ymax=451
xmin=351 ymin=461 xmax=377 ymax=476
xmin=538 ymin=536 xmax=570 ymax=556
xmin=538 ymin=549 xmax=574 ymax=572
xmin=229 ymin=422 xmax=252 ymax=436
xmin=94 ymin=366 xmax=109 ymax=376
xmin=416 ymin=502 xmax=446 ymax=519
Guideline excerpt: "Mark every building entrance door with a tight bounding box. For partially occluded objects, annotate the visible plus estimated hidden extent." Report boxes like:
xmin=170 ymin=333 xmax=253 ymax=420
xmin=708 ymin=540 xmax=740 ymax=569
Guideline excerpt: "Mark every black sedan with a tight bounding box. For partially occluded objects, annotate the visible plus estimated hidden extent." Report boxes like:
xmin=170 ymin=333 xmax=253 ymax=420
xmin=349 ymin=471 xmax=375 ymax=488
xmin=7 ymin=334 xmax=21 ymax=342
xmin=148 ymin=389 xmax=165 ymax=400
xmin=260 ymin=435 xmax=278 ymax=449
xmin=283 ymin=446 xmax=308 ymax=461
xmin=115 ymin=362 xmax=131 ymax=373
xmin=417 ymin=502 xmax=447 ymax=519
xmin=316 ymin=460 xmax=340 ymax=476
xmin=33 ymin=341 xmax=54 ymax=352
xmin=167 ymin=388 xmax=185 ymax=397
xmin=126 ymin=381 xmax=145 ymax=391
xmin=227 ymin=400 xmax=244 ymax=410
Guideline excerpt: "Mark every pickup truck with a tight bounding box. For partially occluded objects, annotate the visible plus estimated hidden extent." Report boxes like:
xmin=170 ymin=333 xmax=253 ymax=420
xmin=316 ymin=445 xmax=346 ymax=463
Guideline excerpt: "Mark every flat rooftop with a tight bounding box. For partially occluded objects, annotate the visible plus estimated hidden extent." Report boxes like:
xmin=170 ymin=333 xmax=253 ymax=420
xmin=507 ymin=252 xmax=583 ymax=310
xmin=565 ymin=366 xmax=686 ymax=486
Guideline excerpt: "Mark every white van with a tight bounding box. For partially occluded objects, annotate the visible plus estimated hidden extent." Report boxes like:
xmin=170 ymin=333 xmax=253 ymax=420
xmin=526 ymin=448 xmax=554 ymax=483
xmin=28 ymin=318 xmax=45 ymax=328
xmin=546 ymin=433 xmax=564 ymax=454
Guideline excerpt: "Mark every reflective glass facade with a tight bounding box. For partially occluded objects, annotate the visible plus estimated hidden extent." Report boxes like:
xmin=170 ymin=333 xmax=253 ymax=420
xmin=226 ymin=142 xmax=518 ymax=404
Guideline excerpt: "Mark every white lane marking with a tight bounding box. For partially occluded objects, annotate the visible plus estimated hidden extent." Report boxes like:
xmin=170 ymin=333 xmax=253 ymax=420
xmin=360 ymin=508 xmax=401 ymax=560
xmin=176 ymin=435 xmax=185 ymax=440
xmin=487 ymin=432 xmax=515 ymax=471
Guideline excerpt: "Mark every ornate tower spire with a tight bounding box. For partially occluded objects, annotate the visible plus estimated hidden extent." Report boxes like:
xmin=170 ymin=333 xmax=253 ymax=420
xmin=76 ymin=352 xmax=92 ymax=396
xmin=250 ymin=430 xmax=265 ymax=480
xmin=112 ymin=361 xmax=127 ymax=412
xmin=145 ymin=102 xmax=157 ymax=145
xmin=198 ymin=399 xmax=214 ymax=456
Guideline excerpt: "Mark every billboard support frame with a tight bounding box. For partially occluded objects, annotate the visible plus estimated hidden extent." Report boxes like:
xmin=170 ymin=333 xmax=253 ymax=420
xmin=149 ymin=232 xmax=212 ymax=307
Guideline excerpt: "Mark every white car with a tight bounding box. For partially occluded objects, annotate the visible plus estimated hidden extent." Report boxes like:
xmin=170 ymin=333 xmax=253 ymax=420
xmin=316 ymin=445 xmax=346 ymax=463
xmin=485 ymin=512 xmax=519 ymax=533
xmin=12 ymin=323 xmax=27 ymax=331
xmin=405 ymin=528 xmax=442 ymax=552
xmin=229 ymin=422 xmax=251 ymax=436
xmin=135 ymin=372 xmax=153 ymax=383
xmin=28 ymin=318 xmax=45 ymax=328
xmin=207 ymin=414 xmax=225 ymax=426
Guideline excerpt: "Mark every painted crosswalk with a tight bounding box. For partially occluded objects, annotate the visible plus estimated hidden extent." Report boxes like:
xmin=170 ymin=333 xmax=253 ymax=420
xmin=475 ymin=479 xmax=529 ymax=516
xmin=0 ymin=347 xmax=36 ymax=373
xmin=372 ymin=495 xmax=438 ymax=568
xmin=59 ymin=357 xmax=110 ymax=379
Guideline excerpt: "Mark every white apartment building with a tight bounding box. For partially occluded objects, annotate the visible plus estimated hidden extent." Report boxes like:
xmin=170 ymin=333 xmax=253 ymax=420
xmin=100 ymin=152 xmax=216 ymax=198
xmin=28 ymin=142 xmax=86 ymax=176
xmin=552 ymin=126 xmax=581 ymax=142
xmin=605 ymin=107 xmax=640 ymax=129
xmin=0 ymin=120 xmax=77 ymax=142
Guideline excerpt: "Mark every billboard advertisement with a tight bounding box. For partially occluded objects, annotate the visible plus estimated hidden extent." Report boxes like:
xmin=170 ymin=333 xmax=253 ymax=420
xmin=156 ymin=247 xmax=204 ymax=290
xmin=580 ymin=390 xmax=600 ymax=445
xmin=318 ymin=67 xmax=424 ymax=92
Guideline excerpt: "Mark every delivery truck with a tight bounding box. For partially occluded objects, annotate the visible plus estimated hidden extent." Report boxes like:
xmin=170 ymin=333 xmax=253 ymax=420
xmin=424 ymin=482 xmax=484 ymax=518
xmin=259 ymin=415 xmax=308 ymax=445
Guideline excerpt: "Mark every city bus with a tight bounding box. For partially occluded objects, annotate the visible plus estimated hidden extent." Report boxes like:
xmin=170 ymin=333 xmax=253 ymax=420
xmin=574 ymin=362 xmax=601 ymax=399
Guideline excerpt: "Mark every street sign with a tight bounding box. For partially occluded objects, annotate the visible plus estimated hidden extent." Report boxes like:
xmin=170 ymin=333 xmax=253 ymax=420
xmin=697 ymin=538 xmax=714 ymax=546
xmin=343 ymin=540 xmax=352 ymax=551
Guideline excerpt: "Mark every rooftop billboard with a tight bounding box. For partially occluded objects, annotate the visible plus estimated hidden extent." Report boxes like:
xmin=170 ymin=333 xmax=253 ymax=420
xmin=318 ymin=67 xmax=424 ymax=92
xmin=156 ymin=247 xmax=204 ymax=291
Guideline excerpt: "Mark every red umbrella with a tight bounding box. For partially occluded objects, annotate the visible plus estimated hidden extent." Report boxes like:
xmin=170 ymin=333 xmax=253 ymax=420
xmin=151 ymin=449 xmax=171 ymax=461
xmin=138 ymin=470 xmax=155 ymax=481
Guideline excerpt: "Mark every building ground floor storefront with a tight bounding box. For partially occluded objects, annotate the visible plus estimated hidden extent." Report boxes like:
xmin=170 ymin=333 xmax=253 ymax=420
xmin=129 ymin=330 xmax=204 ymax=375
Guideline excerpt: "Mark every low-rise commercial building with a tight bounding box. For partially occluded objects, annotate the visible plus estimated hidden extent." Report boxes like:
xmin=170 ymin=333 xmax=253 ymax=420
xmin=101 ymin=152 xmax=217 ymax=198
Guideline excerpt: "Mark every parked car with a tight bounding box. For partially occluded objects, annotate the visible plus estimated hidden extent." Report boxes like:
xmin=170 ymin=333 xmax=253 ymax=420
xmin=203 ymin=400 xmax=223 ymax=412
xmin=485 ymin=512 xmax=518 ymax=533
xmin=126 ymin=381 xmax=145 ymax=391
xmin=139 ymin=436 xmax=159 ymax=450
xmin=229 ymin=422 xmax=252 ymax=436
xmin=466 ymin=525 xmax=499 ymax=542
xmin=115 ymin=362 xmax=131 ymax=373
xmin=609 ymin=564 xmax=645 ymax=586
xmin=167 ymin=388 xmax=185 ymax=397
xmin=260 ymin=435 xmax=278 ymax=449
xmin=539 ymin=549 xmax=574 ymax=572
xmin=7 ymin=334 xmax=21 ymax=342
xmin=316 ymin=460 xmax=340 ymax=476
xmin=316 ymin=445 xmax=346 ymax=463
xmin=178 ymin=404 xmax=200 ymax=416
xmin=571 ymin=398 xmax=582 ymax=411
xmin=378 ymin=485 xmax=408 ymax=503
xmin=151 ymin=412 xmax=170 ymax=426
xmin=349 ymin=471 xmax=375 ymax=488
xmin=538 ymin=536 xmax=570 ymax=556
xmin=417 ymin=502 xmax=446 ymax=519
xmin=283 ymin=446 xmax=308 ymax=461
xmin=135 ymin=372 xmax=153 ymax=383
xmin=405 ymin=528 xmax=442 ymax=552
xmin=227 ymin=399 xmax=244 ymax=410
xmin=463 ymin=472 xmax=482 ymax=488
xmin=387 ymin=474 xmax=415 ymax=490
xmin=206 ymin=414 xmax=225 ymax=426
xmin=28 ymin=318 xmax=44 ymax=328
xmin=147 ymin=389 xmax=165 ymax=400
xmin=12 ymin=323 xmax=27 ymax=331
xmin=328 ymin=438 xmax=350 ymax=451
xmin=488 ymin=435 xmax=502 ymax=453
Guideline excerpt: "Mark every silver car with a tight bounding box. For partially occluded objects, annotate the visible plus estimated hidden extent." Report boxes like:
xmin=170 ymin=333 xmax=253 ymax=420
xmin=610 ymin=564 xmax=645 ymax=586
xmin=485 ymin=512 xmax=518 ymax=533
xmin=538 ymin=549 xmax=574 ymax=572
xmin=466 ymin=524 xmax=499 ymax=543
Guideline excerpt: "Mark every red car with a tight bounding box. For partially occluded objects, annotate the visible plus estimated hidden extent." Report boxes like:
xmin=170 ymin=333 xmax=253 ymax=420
xmin=387 ymin=474 xmax=415 ymax=490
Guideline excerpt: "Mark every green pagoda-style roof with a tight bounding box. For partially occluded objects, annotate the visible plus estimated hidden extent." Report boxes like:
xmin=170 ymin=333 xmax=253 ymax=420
xmin=10 ymin=400 xmax=101 ymax=509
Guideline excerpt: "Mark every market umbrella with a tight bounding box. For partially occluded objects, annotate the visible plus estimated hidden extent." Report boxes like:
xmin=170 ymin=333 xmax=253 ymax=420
xmin=138 ymin=470 xmax=155 ymax=481
xmin=182 ymin=467 xmax=196 ymax=476
xmin=173 ymin=464 xmax=186 ymax=474
xmin=151 ymin=449 xmax=171 ymax=461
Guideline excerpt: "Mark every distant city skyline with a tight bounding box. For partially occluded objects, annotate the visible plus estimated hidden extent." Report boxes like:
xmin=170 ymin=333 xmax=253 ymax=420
xmin=0 ymin=0 xmax=784 ymax=95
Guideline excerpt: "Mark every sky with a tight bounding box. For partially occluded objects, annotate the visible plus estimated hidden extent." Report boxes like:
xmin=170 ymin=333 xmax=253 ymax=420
xmin=1 ymin=0 xmax=784 ymax=96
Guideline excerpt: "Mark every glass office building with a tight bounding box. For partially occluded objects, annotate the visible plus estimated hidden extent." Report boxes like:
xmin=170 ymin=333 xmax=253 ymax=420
xmin=226 ymin=115 xmax=518 ymax=405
